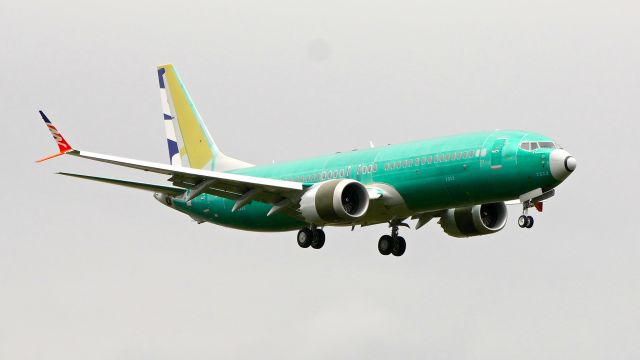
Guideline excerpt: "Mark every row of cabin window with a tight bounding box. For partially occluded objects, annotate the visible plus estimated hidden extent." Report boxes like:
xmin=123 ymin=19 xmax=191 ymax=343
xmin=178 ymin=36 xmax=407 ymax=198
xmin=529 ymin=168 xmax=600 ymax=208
xmin=383 ymin=149 xmax=486 ymax=171
xmin=287 ymin=148 xmax=487 ymax=182
xmin=289 ymin=163 xmax=379 ymax=183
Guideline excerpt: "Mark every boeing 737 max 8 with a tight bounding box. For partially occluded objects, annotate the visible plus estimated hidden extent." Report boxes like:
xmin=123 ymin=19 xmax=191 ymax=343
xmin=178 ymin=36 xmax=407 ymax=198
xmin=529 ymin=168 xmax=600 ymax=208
xmin=37 ymin=64 xmax=577 ymax=257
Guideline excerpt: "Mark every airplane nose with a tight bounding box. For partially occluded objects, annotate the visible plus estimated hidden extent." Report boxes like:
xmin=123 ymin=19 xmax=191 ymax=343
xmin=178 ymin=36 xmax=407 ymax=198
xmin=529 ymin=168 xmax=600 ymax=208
xmin=549 ymin=149 xmax=577 ymax=181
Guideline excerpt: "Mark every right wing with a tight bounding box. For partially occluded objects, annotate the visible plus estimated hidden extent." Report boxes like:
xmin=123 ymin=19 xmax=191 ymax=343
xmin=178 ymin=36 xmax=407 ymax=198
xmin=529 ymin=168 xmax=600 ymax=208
xmin=37 ymin=111 xmax=306 ymax=215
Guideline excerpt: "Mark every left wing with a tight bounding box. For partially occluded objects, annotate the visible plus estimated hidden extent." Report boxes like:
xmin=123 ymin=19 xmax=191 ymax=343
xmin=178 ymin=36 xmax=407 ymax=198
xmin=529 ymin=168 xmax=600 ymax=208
xmin=37 ymin=111 xmax=306 ymax=214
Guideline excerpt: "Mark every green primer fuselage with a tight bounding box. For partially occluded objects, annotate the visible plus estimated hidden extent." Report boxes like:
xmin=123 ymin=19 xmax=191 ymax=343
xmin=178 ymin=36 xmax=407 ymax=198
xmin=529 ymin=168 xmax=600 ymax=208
xmin=171 ymin=130 xmax=562 ymax=231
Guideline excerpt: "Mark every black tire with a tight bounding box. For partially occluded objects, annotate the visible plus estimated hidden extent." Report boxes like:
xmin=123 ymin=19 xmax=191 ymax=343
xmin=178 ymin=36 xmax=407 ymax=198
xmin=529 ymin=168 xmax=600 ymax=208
xmin=378 ymin=235 xmax=393 ymax=255
xmin=392 ymin=236 xmax=406 ymax=257
xmin=311 ymin=229 xmax=326 ymax=249
xmin=297 ymin=228 xmax=313 ymax=248
xmin=518 ymin=215 xmax=528 ymax=228
xmin=526 ymin=216 xmax=534 ymax=228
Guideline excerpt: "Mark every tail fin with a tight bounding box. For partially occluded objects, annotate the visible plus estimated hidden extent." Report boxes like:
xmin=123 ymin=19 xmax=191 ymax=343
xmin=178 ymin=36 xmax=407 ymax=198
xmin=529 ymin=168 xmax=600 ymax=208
xmin=157 ymin=64 xmax=252 ymax=171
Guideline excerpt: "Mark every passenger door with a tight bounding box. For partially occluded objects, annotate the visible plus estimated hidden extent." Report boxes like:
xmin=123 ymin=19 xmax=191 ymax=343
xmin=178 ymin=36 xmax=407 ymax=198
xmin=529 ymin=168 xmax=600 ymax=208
xmin=490 ymin=138 xmax=507 ymax=169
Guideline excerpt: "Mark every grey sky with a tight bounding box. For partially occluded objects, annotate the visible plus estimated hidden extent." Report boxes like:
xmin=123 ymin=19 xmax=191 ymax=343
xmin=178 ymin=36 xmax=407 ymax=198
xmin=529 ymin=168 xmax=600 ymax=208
xmin=2 ymin=0 xmax=639 ymax=358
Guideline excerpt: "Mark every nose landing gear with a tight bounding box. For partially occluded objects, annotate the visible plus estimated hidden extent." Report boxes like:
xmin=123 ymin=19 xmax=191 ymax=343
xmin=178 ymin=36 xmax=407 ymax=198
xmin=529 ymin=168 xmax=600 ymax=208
xmin=518 ymin=201 xmax=535 ymax=229
xmin=378 ymin=222 xmax=408 ymax=256
xmin=518 ymin=214 xmax=534 ymax=228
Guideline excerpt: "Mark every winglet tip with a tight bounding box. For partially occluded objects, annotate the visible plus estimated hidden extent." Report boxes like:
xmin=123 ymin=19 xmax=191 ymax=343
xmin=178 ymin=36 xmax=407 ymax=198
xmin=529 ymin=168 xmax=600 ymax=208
xmin=38 ymin=111 xmax=74 ymax=153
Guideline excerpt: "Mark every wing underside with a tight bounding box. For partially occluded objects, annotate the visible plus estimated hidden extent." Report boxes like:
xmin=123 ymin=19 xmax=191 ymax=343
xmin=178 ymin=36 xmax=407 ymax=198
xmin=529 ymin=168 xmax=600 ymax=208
xmin=58 ymin=172 xmax=187 ymax=196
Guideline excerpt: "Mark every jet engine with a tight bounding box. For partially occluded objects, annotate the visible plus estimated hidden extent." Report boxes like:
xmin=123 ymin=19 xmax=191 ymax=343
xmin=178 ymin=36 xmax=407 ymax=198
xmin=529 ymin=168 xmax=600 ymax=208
xmin=439 ymin=202 xmax=508 ymax=238
xmin=299 ymin=179 xmax=369 ymax=224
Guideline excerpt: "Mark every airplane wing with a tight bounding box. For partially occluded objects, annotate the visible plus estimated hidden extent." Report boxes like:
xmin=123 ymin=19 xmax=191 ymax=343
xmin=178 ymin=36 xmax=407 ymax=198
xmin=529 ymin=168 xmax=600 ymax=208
xmin=37 ymin=111 xmax=305 ymax=214
xmin=58 ymin=172 xmax=187 ymax=196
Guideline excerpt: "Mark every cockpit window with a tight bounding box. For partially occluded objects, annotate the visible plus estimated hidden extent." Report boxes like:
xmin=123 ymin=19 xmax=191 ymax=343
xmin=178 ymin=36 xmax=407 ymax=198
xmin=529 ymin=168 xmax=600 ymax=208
xmin=520 ymin=141 xmax=560 ymax=151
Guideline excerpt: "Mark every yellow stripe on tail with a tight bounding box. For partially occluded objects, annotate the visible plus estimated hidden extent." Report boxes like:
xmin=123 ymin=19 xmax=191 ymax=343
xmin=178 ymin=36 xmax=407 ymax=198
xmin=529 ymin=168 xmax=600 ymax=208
xmin=157 ymin=64 xmax=252 ymax=171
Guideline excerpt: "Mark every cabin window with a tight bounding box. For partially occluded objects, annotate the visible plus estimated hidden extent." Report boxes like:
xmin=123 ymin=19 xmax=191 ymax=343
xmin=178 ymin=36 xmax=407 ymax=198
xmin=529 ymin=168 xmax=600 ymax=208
xmin=357 ymin=166 xmax=361 ymax=175
xmin=339 ymin=169 xmax=344 ymax=177
xmin=481 ymin=149 xmax=487 ymax=157
xmin=468 ymin=150 xmax=474 ymax=158
xmin=422 ymin=157 xmax=427 ymax=165
xmin=346 ymin=166 xmax=351 ymax=177
xmin=408 ymin=159 xmax=413 ymax=167
xmin=384 ymin=163 xmax=389 ymax=171
xmin=457 ymin=152 xmax=462 ymax=160
xmin=373 ymin=163 xmax=378 ymax=172
xmin=390 ymin=162 xmax=395 ymax=170
xmin=362 ymin=166 xmax=367 ymax=174
xmin=396 ymin=161 xmax=401 ymax=168
xmin=334 ymin=170 xmax=338 ymax=178
xmin=426 ymin=156 xmax=432 ymax=164
xmin=446 ymin=154 xmax=450 ymax=161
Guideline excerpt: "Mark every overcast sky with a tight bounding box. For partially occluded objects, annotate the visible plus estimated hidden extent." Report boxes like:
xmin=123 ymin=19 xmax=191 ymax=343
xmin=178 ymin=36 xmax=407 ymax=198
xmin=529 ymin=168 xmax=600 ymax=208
xmin=2 ymin=0 xmax=639 ymax=358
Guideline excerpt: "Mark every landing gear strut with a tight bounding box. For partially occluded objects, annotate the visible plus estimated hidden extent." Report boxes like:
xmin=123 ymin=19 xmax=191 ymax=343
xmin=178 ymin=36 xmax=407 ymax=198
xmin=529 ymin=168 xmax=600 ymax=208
xmin=297 ymin=227 xmax=325 ymax=249
xmin=518 ymin=201 xmax=535 ymax=229
xmin=378 ymin=222 xmax=407 ymax=256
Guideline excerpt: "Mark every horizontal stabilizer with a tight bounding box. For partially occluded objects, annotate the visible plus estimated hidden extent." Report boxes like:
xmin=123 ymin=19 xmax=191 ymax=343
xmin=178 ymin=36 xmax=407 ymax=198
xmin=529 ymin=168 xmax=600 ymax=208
xmin=58 ymin=172 xmax=187 ymax=196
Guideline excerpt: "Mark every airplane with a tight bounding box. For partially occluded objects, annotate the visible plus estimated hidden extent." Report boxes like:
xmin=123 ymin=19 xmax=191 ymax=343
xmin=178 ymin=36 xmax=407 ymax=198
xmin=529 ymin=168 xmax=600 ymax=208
xmin=37 ymin=64 xmax=577 ymax=257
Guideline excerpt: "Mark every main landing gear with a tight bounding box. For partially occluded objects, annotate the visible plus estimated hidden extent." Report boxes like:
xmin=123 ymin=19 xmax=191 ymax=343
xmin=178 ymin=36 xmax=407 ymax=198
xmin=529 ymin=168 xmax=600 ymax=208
xmin=378 ymin=222 xmax=408 ymax=257
xmin=518 ymin=201 xmax=535 ymax=229
xmin=297 ymin=227 xmax=325 ymax=249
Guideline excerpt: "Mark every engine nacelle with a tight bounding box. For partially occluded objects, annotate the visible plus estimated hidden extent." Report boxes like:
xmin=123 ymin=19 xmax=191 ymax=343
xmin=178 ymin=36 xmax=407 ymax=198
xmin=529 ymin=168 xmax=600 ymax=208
xmin=440 ymin=202 xmax=508 ymax=238
xmin=299 ymin=179 xmax=369 ymax=224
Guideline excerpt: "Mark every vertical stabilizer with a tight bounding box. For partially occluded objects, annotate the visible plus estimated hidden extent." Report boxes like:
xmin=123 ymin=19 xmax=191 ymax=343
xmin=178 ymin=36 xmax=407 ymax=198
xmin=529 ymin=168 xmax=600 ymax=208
xmin=157 ymin=64 xmax=252 ymax=171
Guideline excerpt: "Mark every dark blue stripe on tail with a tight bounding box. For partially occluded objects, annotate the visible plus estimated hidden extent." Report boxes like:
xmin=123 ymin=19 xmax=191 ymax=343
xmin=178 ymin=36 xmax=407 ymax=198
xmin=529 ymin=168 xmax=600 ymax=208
xmin=167 ymin=139 xmax=179 ymax=163
xmin=157 ymin=68 xmax=166 ymax=88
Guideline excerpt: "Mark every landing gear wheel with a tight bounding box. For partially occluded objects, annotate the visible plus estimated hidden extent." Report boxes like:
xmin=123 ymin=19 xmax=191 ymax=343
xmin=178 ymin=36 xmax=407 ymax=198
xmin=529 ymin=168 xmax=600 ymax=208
xmin=378 ymin=235 xmax=393 ymax=255
xmin=297 ymin=228 xmax=313 ymax=248
xmin=311 ymin=229 xmax=325 ymax=249
xmin=525 ymin=216 xmax=534 ymax=228
xmin=392 ymin=236 xmax=406 ymax=257
xmin=518 ymin=215 xmax=528 ymax=228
